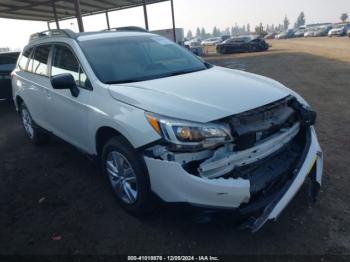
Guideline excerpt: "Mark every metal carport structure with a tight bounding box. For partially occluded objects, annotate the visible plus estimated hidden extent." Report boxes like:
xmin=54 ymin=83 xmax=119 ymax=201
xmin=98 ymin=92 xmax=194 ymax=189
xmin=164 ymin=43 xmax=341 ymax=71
xmin=0 ymin=0 xmax=177 ymax=41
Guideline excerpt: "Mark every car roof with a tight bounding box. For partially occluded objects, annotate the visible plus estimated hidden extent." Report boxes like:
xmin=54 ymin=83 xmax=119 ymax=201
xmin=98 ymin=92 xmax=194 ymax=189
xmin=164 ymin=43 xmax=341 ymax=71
xmin=77 ymin=31 xmax=156 ymax=42
xmin=27 ymin=29 xmax=156 ymax=47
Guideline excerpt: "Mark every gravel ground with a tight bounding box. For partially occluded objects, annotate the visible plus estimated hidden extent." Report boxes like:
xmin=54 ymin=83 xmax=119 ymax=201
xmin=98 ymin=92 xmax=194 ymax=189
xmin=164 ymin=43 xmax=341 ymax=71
xmin=0 ymin=38 xmax=350 ymax=256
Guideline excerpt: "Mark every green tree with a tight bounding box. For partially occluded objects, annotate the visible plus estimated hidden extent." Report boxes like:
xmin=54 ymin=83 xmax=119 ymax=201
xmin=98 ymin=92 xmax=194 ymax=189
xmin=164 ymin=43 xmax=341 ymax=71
xmin=212 ymin=26 xmax=218 ymax=37
xmin=283 ymin=16 xmax=290 ymax=30
xmin=186 ymin=30 xmax=193 ymax=39
xmin=340 ymin=13 xmax=348 ymax=22
xmin=196 ymin=27 xmax=201 ymax=38
xmin=295 ymin=12 xmax=306 ymax=28
xmin=200 ymin=27 xmax=206 ymax=39
xmin=255 ymin=22 xmax=264 ymax=35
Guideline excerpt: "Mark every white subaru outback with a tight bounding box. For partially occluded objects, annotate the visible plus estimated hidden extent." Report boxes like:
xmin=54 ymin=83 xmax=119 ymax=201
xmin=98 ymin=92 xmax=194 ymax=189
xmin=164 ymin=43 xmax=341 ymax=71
xmin=12 ymin=29 xmax=323 ymax=231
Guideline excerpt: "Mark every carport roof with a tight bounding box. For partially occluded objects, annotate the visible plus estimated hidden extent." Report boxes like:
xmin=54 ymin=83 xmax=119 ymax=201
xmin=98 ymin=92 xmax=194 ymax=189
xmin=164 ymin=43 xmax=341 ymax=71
xmin=0 ymin=0 xmax=168 ymax=22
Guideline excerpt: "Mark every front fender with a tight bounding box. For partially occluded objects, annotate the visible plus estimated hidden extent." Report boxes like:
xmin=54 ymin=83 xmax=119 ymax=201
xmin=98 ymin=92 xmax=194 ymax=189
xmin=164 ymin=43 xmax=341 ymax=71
xmin=88 ymin=97 xmax=161 ymax=154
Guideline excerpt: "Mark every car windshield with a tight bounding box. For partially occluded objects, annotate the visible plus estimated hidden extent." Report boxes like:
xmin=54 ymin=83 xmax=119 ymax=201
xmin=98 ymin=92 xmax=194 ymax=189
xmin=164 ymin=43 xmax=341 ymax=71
xmin=79 ymin=35 xmax=208 ymax=84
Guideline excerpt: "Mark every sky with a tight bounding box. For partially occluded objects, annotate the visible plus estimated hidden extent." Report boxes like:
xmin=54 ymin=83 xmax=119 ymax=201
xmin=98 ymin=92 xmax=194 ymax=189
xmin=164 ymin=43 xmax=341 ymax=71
xmin=0 ymin=0 xmax=349 ymax=49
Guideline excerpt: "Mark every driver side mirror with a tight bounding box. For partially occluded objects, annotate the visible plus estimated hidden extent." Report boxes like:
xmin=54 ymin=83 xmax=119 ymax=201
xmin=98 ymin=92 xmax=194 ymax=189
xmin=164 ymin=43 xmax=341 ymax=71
xmin=51 ymin=73 xmax=80 ymax=97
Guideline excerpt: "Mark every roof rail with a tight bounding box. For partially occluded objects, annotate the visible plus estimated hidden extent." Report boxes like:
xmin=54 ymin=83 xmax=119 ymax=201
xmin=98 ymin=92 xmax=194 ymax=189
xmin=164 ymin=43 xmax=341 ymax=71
xmin=103 ymin=26 xmax=148 ymax=33
xmin=29 ymin=29 xmax=76 ymax=42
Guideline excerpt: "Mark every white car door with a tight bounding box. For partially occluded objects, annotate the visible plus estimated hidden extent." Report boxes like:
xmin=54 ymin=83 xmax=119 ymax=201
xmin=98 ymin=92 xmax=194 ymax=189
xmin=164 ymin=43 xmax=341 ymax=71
xmin=45 ymin=44 xmax=93 ymax=153
xmin=16 ymin=45 xmax=52 ymax=130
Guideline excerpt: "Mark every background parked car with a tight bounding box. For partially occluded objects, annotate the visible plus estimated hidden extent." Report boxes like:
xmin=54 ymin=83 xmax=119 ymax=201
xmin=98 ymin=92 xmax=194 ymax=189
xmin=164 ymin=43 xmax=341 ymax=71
xmin=216 ymin=35 xmax=269 ymax=54
xmin=221 ymin=35 xmax=230 ymax=42
xmin=294 ymin=29 xmax=307 ymax=37
xmin=184 ymin=40 xmax=204 ymax=56
xmin=314 ymin=25 xmax=332 ymax=37
xmin=264 ymin=32 xmax=277 ymax=39
xmin=201 ymin=37 xmax=222 ymax=46
xmin=275 ymin=29 xmax=295 ymax=39
xmin=328 ymin=24 xmax=349 ymax=37
xmin=304 ymin=28 xmax=316 ymax=37
xmin=348 ymin=29 xmax=350 ymax=37
xmin=0 ymin=51 xmax=20 ymax=99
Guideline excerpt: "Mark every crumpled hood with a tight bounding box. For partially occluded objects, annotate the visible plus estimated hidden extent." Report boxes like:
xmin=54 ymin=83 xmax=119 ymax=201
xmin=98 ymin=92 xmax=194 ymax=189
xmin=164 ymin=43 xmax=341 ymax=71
xmin=108 ymin=66 xmax=294 ymax=123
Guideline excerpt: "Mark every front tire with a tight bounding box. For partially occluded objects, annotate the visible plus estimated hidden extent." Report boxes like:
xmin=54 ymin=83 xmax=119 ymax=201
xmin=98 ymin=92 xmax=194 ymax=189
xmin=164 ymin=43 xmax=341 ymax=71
xmin=101 ymin=137 xmax=156 ymax=216
xmin=19 ymin=103 xmax=48 ymax=145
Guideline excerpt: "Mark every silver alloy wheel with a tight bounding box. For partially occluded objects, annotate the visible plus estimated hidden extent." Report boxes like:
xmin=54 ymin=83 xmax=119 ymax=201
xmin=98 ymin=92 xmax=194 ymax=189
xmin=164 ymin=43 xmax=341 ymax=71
xmin=106 ymin=151 xmax=138 ymax=204
xmin=21 ymin=108 xmax=34 ymax=139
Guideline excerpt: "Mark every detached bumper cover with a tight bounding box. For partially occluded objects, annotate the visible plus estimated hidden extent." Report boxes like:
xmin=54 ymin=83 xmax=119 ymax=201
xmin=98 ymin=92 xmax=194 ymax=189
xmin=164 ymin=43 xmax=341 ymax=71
xmin=145 ymin=157 xmax=251 ymax=208
xmin=144 ymin=127 xmax=323 ymax=230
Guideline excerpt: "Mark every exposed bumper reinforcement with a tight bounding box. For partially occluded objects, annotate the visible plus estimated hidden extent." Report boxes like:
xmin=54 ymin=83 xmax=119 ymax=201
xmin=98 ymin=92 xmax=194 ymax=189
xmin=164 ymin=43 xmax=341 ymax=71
xmin=241 ymin=127 xmax=323 ymax=232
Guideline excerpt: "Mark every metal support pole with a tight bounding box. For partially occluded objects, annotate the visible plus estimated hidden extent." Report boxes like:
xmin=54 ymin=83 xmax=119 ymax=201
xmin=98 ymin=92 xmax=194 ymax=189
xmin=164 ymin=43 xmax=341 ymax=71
xmin=143 ymin=0 xmax=149 ymax=30
xmin=105 ymin=11 xmax=110 ymax=30
xmin=47 ymin=22 xmax=51 ymax=30
xmin=51 ymin=0 xmax=60 ymax=29
xmin=74 ymin=0 xmax=84 ymax=32
xmin=170 ymin=0 xmax=176 ymax=43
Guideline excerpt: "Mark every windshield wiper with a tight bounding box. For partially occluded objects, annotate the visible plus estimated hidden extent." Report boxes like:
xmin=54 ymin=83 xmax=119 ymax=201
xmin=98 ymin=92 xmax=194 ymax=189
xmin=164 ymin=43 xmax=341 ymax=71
xmin=166 ymin=68 xmax=207 ymax=77
xmin=105 ymin=78 xmax=148 ymax=85
xmin=105 ymin=68 xmax=208 ymax=85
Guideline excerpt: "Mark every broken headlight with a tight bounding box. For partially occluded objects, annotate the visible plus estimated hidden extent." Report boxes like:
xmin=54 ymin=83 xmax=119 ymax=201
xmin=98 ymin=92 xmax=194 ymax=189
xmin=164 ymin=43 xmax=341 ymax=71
xmin=145 ymin=112 xmax=233 ymax=150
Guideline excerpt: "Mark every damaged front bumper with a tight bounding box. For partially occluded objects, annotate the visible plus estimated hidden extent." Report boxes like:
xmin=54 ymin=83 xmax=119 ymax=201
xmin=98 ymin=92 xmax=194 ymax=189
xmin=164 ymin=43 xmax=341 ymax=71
xmin=144 ymin=126 xmax=323 ymax=231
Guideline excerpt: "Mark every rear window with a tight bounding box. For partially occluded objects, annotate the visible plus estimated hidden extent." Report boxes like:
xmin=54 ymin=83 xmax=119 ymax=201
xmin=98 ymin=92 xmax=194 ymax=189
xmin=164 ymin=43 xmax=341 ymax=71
xmin=28 ymin=45 xmax=51 ymax=76
xmin=18 ymin=49 xmax=32 ymax=70
xmin=0 ymin=53 xmax=19 ymax=65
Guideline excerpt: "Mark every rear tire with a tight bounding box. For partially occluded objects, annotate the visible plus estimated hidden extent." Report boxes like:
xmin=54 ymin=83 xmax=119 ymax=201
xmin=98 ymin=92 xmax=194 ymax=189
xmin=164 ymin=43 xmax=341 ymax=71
xmin=19 ymin=103 xmax=49 ymax=145
xmin=101 ymin=136 xmax=156 ymax=216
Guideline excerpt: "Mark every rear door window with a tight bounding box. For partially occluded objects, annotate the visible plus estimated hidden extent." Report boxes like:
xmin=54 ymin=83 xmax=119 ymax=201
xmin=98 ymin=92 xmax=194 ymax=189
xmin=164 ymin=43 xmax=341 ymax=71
xmin=29 ymin=45 xmax=51 ymax=76
xmin=18 ymin=48 xmax=32 ymax=71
